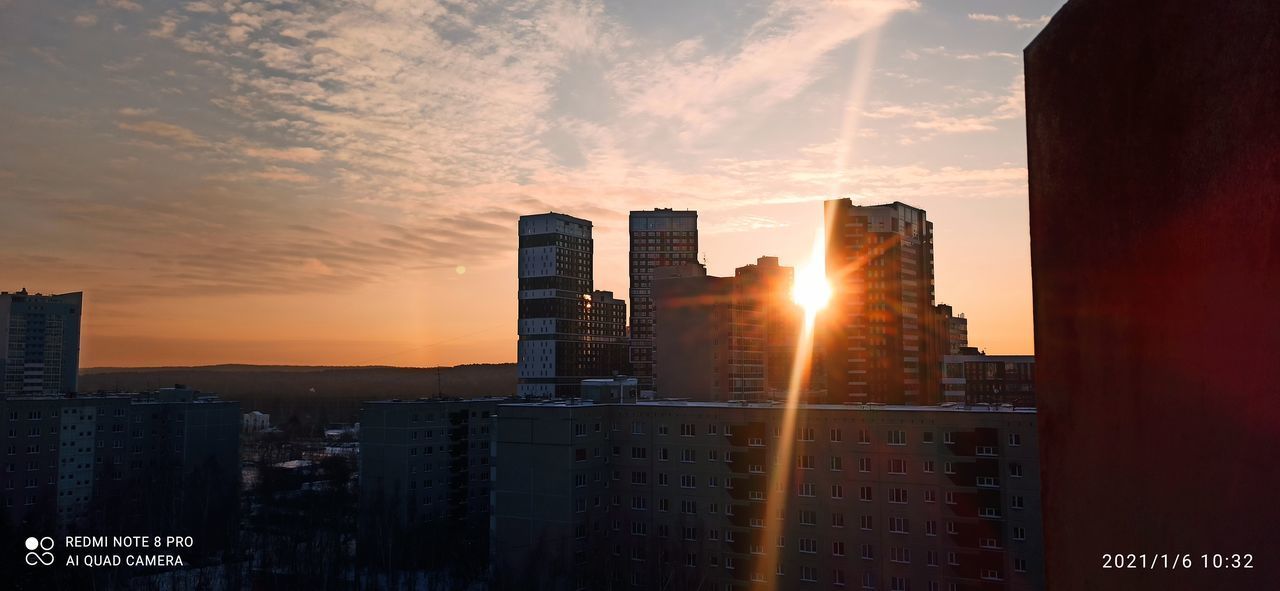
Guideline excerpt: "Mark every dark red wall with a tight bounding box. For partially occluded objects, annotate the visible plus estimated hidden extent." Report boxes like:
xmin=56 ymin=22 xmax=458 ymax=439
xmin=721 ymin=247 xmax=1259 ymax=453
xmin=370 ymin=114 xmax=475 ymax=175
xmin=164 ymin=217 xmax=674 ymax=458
xmin=1026 ymin=0 xmax=1280 ymax=588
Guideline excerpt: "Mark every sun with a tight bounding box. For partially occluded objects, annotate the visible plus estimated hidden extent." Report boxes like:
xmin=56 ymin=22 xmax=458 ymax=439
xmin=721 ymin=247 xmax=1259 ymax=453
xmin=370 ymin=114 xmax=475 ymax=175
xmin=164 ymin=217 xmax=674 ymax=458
xmin=792 ymin=233 xmax=832 ymax=319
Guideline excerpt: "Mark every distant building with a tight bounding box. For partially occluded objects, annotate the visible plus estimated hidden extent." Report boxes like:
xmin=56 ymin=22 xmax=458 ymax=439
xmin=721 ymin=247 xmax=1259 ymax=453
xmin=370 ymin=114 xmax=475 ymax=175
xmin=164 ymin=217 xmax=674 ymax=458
xmin=821 ymin=201 xmax=940 ymax=405
xmin=243 ymin=410 xmax=271 ymax=434
xmin=580 ymin=377 xmax=639 ymax=403
xmin=0 ymin=388 xmax=240 ymax=553
xmin=357 ymin=398 xmax=503 ymax=574
xmin=1 ymin=289 xmax=83 ymax=398
xmin=518 ymin=213 xmax=628 ymax=398
xmin=629 ymin=209 xmax=699 ymax=392
xmin=933 ymin=304 xmax=968 ymax=356
xmin=492 ymin=400 xmax=1043 ymax=591
xmin=652 ymin=263 xmax=735 ymax=401
xmin=942 ymin=354 xmax=1035 ymax=406
xmin=735 ymin=256 xmax=823 ymax=398
xmin=583 ymin=290 xmax=628 ymax=380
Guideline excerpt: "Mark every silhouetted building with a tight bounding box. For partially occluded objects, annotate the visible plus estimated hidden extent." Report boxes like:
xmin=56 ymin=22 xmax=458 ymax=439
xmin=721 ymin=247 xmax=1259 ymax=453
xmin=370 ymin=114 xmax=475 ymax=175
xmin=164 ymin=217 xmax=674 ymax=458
xmin=933 ymin=304 xmax=968 ymax=355
xmin=580 ymin=377 xmax=639 ymax=403
xmin=357 ymin=398 xmax=501 ymax=574
xmin=652 ymin=264 xmax=734 ymax=400
xmin=493 ymin=400 xmax=1043 ymax=591
xmin=942 ymin=354 xmax=1035 ymax=406
xmin=518 ymin=213 xmax=627 ymax=397
xmin=1026 ymin=1 xmax=1280 ymax=587
xmin=822 ymin=201 xmax=939 ymax=405
xmin=584 ymin=290 xmax=628 ymax=380
xmin=1 ymin=289 xmax=82 ymax=398
xmin=0 ymin=387 xmax=240 ymax=553
xmin=629 ymin=209 xmax=699 ymax=392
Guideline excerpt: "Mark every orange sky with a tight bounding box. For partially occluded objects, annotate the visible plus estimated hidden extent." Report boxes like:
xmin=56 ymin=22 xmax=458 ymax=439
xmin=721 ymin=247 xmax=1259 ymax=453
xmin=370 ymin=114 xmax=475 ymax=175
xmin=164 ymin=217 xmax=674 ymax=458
xmin=0 ymin=0 xmax=1050 ymax=367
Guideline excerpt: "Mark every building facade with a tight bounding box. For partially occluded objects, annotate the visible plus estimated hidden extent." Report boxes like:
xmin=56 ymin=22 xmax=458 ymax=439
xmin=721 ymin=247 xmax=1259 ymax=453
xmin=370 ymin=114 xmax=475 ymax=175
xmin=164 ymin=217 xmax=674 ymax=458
xmin=1026 ymin=1 xmax=1280 ymax=586
xmin=629 ymin=209 xmax=699 ymax=392
xmin=1 ymin=290 xmax=83 ymax=398
xmin=518 ymin=213 xmax=627 ymax=398
xmin=0 ymin=388 xmax=240 ymax=552
xmin=942 ymin=355 xmax=1035 ymax=406
xmin=822 ymin=201 xmax=939 ymax=406
xmin=493 ymin=401 xmax=1043 ymax=591
xmin=358 ymin=398 xmax=502 ymax=574
xmin=652 ymin=264 xmax=735 ymax=401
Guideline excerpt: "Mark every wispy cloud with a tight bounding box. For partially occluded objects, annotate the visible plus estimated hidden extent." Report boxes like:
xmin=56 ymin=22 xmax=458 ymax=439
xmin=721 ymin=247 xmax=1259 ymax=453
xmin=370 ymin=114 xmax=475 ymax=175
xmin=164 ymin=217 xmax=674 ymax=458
xmin=967 ymin=13 xmax=1050 ymax=30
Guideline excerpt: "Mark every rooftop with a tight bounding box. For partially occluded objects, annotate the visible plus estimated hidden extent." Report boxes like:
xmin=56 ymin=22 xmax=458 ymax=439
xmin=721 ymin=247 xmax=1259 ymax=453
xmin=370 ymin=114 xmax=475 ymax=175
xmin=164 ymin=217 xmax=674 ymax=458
xmin=499 ymin=399 xmax=1035 ymax=413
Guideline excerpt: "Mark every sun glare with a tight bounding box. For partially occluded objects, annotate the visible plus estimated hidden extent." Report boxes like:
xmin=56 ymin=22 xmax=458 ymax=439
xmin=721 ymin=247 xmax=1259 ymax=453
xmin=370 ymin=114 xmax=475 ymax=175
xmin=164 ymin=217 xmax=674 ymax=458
xmin=792 ymin=233 xmax=832 ymax=319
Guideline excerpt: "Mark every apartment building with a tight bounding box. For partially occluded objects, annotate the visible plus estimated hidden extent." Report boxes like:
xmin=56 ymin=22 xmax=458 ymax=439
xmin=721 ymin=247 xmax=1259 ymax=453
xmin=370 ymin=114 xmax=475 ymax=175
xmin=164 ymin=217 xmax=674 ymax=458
xmin=1 ymin=388 xmax=240 ymax=550
xmin=629 ymin=209 xmax=700 ymax=392
xmin=493 ymin=400 xmax=1043 ymax=591
xmin=358 ymin=398 xmax=503 ymax=571
xmin=1 ymin=289 xmax=83 ymax=398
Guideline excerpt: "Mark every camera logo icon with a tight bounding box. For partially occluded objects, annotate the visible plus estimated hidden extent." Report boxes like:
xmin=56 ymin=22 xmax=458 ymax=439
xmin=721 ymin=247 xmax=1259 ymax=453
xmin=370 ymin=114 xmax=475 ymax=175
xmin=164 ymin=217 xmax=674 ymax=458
xmin=24 ymin=536 xmax=55 ymax=566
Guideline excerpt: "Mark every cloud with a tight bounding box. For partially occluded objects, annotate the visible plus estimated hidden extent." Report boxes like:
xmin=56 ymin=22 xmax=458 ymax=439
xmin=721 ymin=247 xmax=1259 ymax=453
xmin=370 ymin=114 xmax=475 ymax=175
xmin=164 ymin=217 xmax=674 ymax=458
xmin=116 ymin=120 xmax=205 ymax=146
xmin=117 ymin=107 xmax=156 ymax=117
xmin=860 ymin=73 xmax=1024 ymax=137
xmin=613 ymin=0 xmax=917 ymax=138
xmin=74 ymin=14 xmax=99 ymax=27
xmin=967 ymin=13 xmax=1050 ymax=30
xmin=243 ymin=146 xmax=326 ymax=163
xmin=99 ymin=0 xmax=141 ymax=12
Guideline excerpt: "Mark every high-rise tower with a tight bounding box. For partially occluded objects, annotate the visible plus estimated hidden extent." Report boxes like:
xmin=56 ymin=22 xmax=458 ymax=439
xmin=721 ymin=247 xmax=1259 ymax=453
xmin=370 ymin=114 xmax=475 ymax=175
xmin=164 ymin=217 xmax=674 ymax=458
xmin=1 ymin=289 xmax=83 ymax=398
xmin=628 ymin=209 xmax=698 ymax=391
xmin=821 ymin=200 xmax=937 ymax=405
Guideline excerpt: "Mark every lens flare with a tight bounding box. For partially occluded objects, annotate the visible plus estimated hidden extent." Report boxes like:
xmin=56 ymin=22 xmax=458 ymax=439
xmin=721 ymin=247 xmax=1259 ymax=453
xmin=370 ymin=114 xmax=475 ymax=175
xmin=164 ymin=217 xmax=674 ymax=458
xmin=792 ymin=233 xmax=832 ymax=320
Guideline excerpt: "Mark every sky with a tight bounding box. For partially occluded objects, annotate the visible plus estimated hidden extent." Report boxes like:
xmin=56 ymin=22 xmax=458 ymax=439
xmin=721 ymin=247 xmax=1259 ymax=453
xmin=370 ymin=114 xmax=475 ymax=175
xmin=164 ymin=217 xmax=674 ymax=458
xmin=0 ymin=0 xmax=1067 ymax=368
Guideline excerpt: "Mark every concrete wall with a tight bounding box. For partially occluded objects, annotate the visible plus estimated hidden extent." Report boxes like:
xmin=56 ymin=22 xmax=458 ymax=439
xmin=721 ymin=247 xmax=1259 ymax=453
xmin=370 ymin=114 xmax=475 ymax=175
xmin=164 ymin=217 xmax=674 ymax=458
xmin=1026 ymin=1 xmax=1280 ymax=587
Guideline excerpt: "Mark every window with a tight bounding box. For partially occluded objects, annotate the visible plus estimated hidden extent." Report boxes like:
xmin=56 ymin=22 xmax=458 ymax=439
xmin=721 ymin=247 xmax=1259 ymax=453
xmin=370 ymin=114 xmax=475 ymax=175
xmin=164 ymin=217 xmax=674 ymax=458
xmin=832 ymin=512 xmax=845 ymax=527
xmin=833 ymin=569 xmax=847 ymax=587
xmin=948 ymin=552 xmax=960 ymax=566
xmin=945 ymin=491 xmax=957 ymax=505
xmin=632 ymin=422 xmax=644 ymax=435
xmin=888 ymin=487 xmax=907 ymax=504
xmin=632 ymin=471 xmax=648 ymax=484
xmin=977 ymin=476 xmax=998 ymax=488
xmin=927 ymin=551 xmax=939 ymax=567
xmin=574 ymin=424 xmax=587 ymax=437
xmin=831 ymin=484 xmax=844 ymax=499
xmin=888 ymin=459 xmax=907 ymax=474
xmin=830 ymin=428 xmax=843 ymax=442
xmin=943 ymin=431 xmax=955 ymax=444
xmin=980 ymin=537 xmax=1001 ymax=549
xmin=659 ymin=448 xmax=669 ymax=461
xmin=976 ymin=445 xmax=997 ymax=456
xmin=923 ymin=431 xmax=934 ymax=443
xmin=683 ymin=527 xmax=698 ymax=540
xmin=800 ymin=427 xmax=814 ymax=441
xmin=890 ymin=576 xmax=909 ymax=591
xmin=681 ymin=475 xmax=696 ymax=488
xmin=833 ymin=541 xmax=846 ymax=556
xmin=859 ymin=457 xmax=872 ymax=472
xmin=831 ymin=456 xmax=843 ymax=471
xmin=1010 ymin=462 xmax=1024 ymax=478
xmin=923 ymin=460 xmax=935 ymax=473
xmin=800 ymin=566 xmax=817 ymax=582
xmin=887 ymin=430 xmax=906 ymax=445
xmin=859 ymin=486 xmax=872 ymax=501
xmin=944 ymin=461 xmax=955 ymax=474
xmin=575 ymin=449 xmax=587 ymax=462
xmin=860 ymin=515 xmax=873 ymax=530
xmin=860 ymin=544 xmax=874 ymax=560
xmin=799 ymin=483 xmax=816 ymax=497
xmin=748 ymin=436 xmax=764 ymax=446
xmin=798 ymin=454 xmax=814 ymax=469
xmin=575 ymin=474 xmax=587 ymax=487
xmin=923 ymin=489 xmax=936 ymax=503
xmin=889 ymin=516 xmax=909 ymax=534
xmin=1013 ymin=526 xmax=1026 ymax=540
xmin=681 ymin=449 xmax=696 ymax=463
xmin=1008 ymin=433 xmax=1022 ymax=446
xmin=631 ymin=447 xmax=647 ymax=459
xmin=947 ymin=521 xmax=958 ymax=534
xmin=681 ymin=500 xmax=697 ymax=514
xmin=798 ymin=538 xmax=817 ymax=554
xmin=858 ymin=429 xmax=871 ymax=444
xmin=658 ymin=424 xmax=669 ymax=435
xmin=925 ymin=520 xmax=937 ymax=536
xmin=680 ymin=424 xmax=696 ymax=437
xmin=981 ymin=569 xmax=1002 ymax=581
xmin=890 ymin=547 xmax=910 ymax=563
xmin=1015 ymin=558 xmax=1028 ymax=572
xmin=1011 ymin=495 xmax=1025 ymax=509
xmin=799 ymin=510 xmax=817 ymax=525
xmin=658 ymin=472 xmax=669 ymax=486
xmin=631 ymin=496 xmax=647 ymax=510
